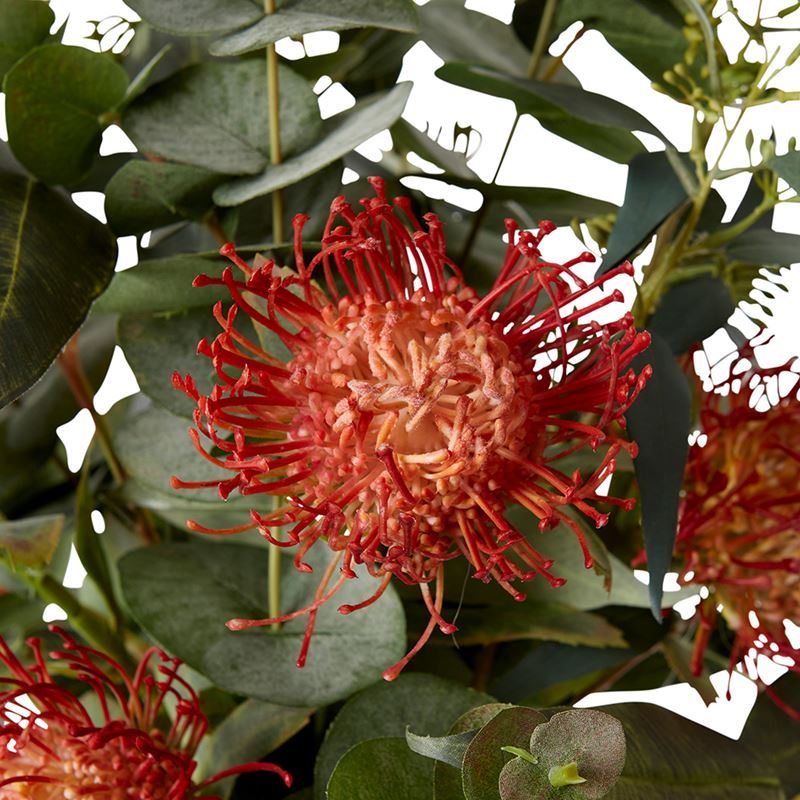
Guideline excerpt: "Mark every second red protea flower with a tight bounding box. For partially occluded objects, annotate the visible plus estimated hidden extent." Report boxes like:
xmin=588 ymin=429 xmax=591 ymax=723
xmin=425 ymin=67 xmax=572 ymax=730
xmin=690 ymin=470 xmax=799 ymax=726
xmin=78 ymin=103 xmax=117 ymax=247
xmin=173 ymin=178 xmax=650 ymax=678
xmin=673 ymin=363 xmax=800 ymax=700
xmin=0 ymin=627 xmax=291 ymax=797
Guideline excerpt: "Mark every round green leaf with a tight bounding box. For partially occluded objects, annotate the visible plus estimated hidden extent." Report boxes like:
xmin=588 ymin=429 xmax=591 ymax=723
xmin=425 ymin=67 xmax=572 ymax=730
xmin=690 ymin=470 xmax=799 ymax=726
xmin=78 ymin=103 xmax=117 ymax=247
xmin=0 ymin=0 xmax=54 ymax=81
xmin=315 ymin=673 xmax=494 ymax=800
xmin=0 ymin=171 xmax=116 ymax=407
xmin=105 ymin=160 xmax=224 ymax=235
xmin=118 ymin=308 xmax=219 ymax=418
xmin=4 ymin=44 xmax=128 ymax=185
xmin=326 ymin=738 xmax=432 ymax=800
xmin=125 ymin=0 xmax=262 ymax=36
xmin=463 ymin=706 xmax=547 ymax=800
xmin=119 ymin=540 xmax=406 ymax=707
xmin=499 ymin=710 xmax=626 ymax=800
xmin=123 ymin=60 xmax=321 ymax=176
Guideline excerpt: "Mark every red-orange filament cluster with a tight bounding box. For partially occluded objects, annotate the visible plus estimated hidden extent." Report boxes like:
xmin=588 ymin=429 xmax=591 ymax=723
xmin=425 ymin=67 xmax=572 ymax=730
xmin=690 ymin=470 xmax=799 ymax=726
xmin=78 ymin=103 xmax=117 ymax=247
xmin=0 ymin=627 xmax=291 ymax=797
xmin=674 ymin=371 xmax=800 ymax=698
xmin=173 ymin=178 xmax=650 ymax=679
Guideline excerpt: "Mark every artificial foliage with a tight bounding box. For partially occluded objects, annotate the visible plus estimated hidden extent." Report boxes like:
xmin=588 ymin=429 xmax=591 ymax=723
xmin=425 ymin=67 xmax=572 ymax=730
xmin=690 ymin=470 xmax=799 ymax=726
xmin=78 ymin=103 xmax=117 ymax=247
xmin=0 ymin=0 xmax=799 ymax=797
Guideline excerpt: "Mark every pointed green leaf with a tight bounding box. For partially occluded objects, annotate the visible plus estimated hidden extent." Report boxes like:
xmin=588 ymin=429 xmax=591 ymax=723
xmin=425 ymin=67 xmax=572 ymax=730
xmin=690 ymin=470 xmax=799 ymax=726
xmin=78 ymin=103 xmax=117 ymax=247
xmin=0 ymin=513 xmax=64 ymax=570
xmin=768 ymin=149 xmax=800 ymax=194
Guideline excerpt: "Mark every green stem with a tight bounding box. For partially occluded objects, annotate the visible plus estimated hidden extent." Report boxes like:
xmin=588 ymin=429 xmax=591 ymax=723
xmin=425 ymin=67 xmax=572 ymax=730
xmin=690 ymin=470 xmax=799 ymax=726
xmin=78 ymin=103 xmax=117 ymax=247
xmin=526 ymin=0 xmax=558 ymax=79
xmin=265 ymin=0 xmax=284 ymax=245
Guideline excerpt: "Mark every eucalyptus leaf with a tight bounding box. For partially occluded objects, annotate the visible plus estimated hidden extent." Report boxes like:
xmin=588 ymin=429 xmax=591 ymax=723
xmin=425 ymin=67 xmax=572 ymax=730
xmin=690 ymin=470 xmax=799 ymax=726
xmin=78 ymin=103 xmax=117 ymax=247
xmin=0 ymin=171 xmax=116 ymax=407
xmin=0 ymin=0 xmax=54 ymax=81
xmin=123 ymin=60 xmax=321 ymax=175
xmin=120 ymin=540 xmax=406 ymax=707
xmin=406 ymin=728 xmax=478 ymax=769
xmin=326 ymin=738 xmax=432 ymax=800
xmin=118 ymin=309 xmax=220 ymax=418
xmin=315 ymin=673 xmax=494 ymax=800
xmin=625 ymin=333 xmax=690 ymax=618
xmin=3 ymin=44 xmax=128 ymax=185
xmin=214 ymin=82 xmax=411 ymax=206
xmin=726 ymin=228 xmax=800 ymax=266
xmin=105 ymin=160 xmax=225 ymax=235
xmin=95 ymin=254 xmax=230 ymax=314
xmin=125 ymin=0 xmax=262 ymax=36
xmin=462 ymin=706 xmax=547 ymax=800
xmin=211 ymin=0 xmax=418 ymax=56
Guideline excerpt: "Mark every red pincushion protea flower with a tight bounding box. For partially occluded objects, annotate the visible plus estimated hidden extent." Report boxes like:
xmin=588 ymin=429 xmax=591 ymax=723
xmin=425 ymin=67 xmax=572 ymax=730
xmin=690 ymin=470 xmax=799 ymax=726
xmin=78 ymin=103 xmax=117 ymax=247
xmin=172 ymin=178 xmax=650 ymax=679
xmin=671 ymin=367 xmax=800 ymax=700
xmin=0 ymin=627 xmax=291 ymax=798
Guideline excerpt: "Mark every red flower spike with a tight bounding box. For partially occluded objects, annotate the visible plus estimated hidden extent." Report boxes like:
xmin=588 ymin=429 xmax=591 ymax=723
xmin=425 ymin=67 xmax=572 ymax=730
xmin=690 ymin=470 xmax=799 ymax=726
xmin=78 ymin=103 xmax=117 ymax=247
xmin=656 ymin=355 xmax=800 ymax=697
xmin=173 ymin=179 xmax=650 ymax=678
xmin=0 ymin=627 xmax=291 ymax=798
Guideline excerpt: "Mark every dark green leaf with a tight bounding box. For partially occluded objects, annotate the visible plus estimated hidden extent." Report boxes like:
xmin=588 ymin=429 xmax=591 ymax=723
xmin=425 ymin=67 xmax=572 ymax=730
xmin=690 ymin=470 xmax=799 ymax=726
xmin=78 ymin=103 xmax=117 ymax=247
xmin=95 ymin=254 xmax=231 ymax=314
xmin=660 ymin=633 xmax=716 ymax=706
xmin=0 ymin=513 xmax=64 ymax=570
xmin=650 ymin=276 xmax=734 ymax=354
xmin=125 ymin=0 xmax=261 ymax=36
xmin=726 ymin=228 xmax=800 ymax=266
xmin=554 ymin=0 xmax=686 ymax=84
xmin=406 ymin=728 xmax=478 ymax=769
xmin=0 ymin=591 xmax=47 ymax=647
xmin=105 ymin=160 xmax=224 ymax=235
xmin=211 ymin=0 xmax=418 ymax=57
xmin=625 ymin=333 xmax=690 ymax=618
xmin=599 ymin=151 xmax=688 ymax=274
xmin=420 ymin=0 xmax=530 ymax=75
xmin=602 ymin=703 xmax=783 ymax=798
xmin=196 ymin=700 xmax=311 ymax=799
xmin=214 ymin=82 xmax=411 ymax=206
xmin=120 ymin=540 xmax=406 ymax=706
xmin=437 ymin=63 xmax=650 ymax=164
xmin=315 ymin=673 xmax=494 ymax=799
xmin=3 ymin=45 xmax=128 ymax=185
xmin=118 ymin=309 xmax=218 ymax=418
xmin=326 ymin=737 xmax=432 ymax=800
xmin=768 ymin=149 xmax=800 ymax=194
xmin=123 ymin=61 xmax=321 ymax=175
xmin=0 ymin=171 xmax=116 ymax=407
xmin=0 ymin=0 xmax=54 ymax=81
xmin=439 ymin=602 xmax=626 ymax=649
xmin=499 ymin=709 xmax=625 ymax=800
xmin=740 ymin=675 xmax=800 ymax=797
xmin=463 ymin=706 xmax=547 ymax=800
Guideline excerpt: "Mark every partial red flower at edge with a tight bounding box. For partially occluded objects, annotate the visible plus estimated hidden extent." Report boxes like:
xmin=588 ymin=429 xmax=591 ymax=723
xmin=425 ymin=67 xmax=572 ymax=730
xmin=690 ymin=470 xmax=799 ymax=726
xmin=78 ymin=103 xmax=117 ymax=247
xmin=172 ymin=178 xmax=651 ymax=680
xmin=665 ymin=361 xmax=800 ymax=710
xmin=0 ymin=627 xmax=291 ymax=798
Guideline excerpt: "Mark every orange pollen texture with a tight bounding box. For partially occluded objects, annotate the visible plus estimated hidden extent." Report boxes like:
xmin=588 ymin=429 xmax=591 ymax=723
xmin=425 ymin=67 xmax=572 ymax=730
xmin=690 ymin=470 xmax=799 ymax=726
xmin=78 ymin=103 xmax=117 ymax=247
xmin=676 ymin=379 xmax=800 ymax=678
xmin=173 ymin=176 xmax=651 ymax=678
